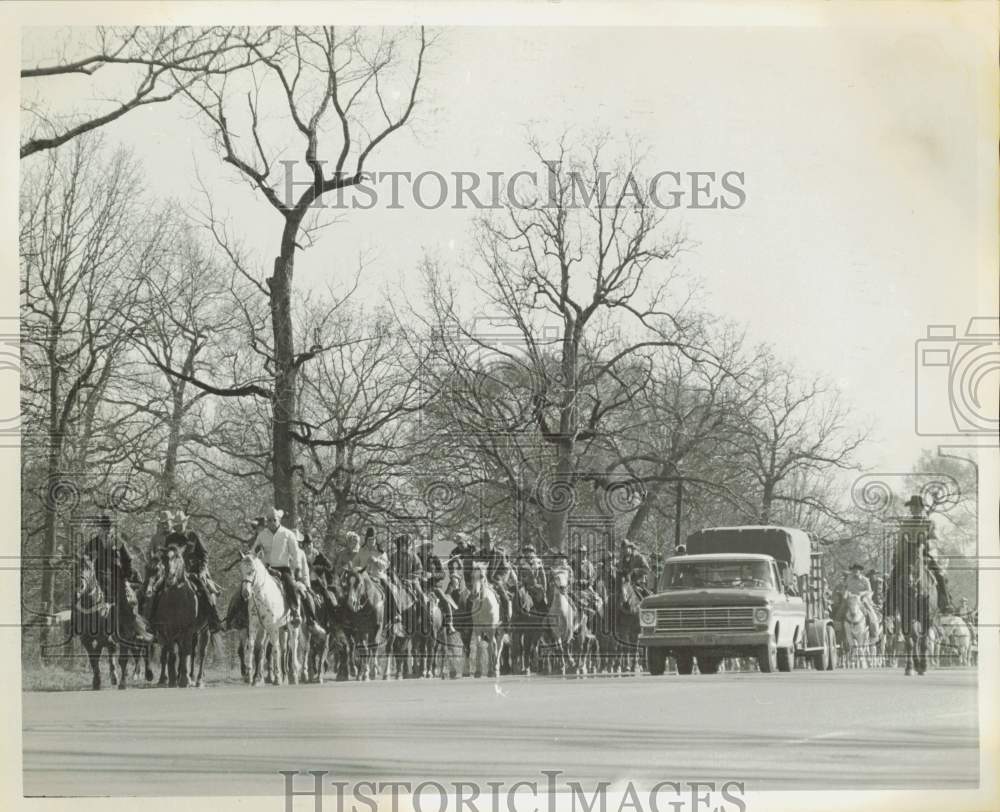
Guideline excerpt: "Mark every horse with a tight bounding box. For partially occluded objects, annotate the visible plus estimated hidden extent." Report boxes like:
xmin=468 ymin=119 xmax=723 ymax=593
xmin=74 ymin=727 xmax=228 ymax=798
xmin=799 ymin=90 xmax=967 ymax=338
xmin=149 ymin=547 xmax=200 ymax=687
xmin=510 ymin=582 xmax=546 ymax=675
xmin=298 ymin=584 xmax=334 ymax=683
xmin=939 ymin=615 xmax=973 ymax=666
xmin=842 ymin=593 xmax=870 ymax=668
xmin=72 ymin=555 xmax=135 ymax=690
xmin=445 ymin=576 xmax=473 ymax=675
xmin=885 ymin=538 xmax=939 ymax=676
xmin=407 ymin=577 xmax=443 ymax=679
xmin=238 ymin=554 xmax=299 ymax=685
xmin=469 ymin=564 xmax=504 ymax=678
xmin=613 ymin=572 xmax=644 ymax=674
xmin=341 ymin=569 xmax=385 ymax=681
xmin=541 ymin=570 xmax=576 ymax=676
xmin=574 ymin=597 xmax=600 ymax=676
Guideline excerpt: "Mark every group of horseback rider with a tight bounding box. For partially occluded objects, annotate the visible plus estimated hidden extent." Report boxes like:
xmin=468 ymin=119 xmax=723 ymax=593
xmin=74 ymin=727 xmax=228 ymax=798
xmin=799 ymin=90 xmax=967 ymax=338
xmin=78 ymin=509 xmax=224 ymax=645
xmin=71 ymin=501 xmax=658 ymax=678
xmin=831 ymin=495 xmax=956 ymax=637
xmin=210 ymin=512 xmax=659 ymax=637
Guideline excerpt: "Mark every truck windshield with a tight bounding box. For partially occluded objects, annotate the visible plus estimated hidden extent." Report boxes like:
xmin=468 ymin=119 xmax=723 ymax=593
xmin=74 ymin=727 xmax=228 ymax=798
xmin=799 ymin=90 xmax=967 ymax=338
xmin=660 ymin=560 xmax=775 ymax=590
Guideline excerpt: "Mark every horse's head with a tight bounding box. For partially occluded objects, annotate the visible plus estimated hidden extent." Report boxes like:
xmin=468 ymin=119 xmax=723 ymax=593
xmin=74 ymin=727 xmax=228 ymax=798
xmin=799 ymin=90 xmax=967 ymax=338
xmin=238 ymin=553 xmax=258 ymax=598
xmin=76 ymin=554 xmax=97 ymax=600
xmin=844 ymin=592 xmax=865 ymax=621
xmin=164 ymin=547 xmax=186 ymax=585
xmin=344 ymin=570 xmax=364 ymax=613
xmin=469 ymin=562 xmax=488 ymax=596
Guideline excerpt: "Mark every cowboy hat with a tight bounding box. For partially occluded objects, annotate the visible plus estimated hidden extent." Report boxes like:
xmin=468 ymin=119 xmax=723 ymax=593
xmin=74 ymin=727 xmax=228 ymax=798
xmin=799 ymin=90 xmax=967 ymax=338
xmin=849 ymin=563 xmax=864 ymax=572
xmin=268 ymin=508 xmax=284 ymax=523
xmin=903 ymin=495 xmax=925 ymax=513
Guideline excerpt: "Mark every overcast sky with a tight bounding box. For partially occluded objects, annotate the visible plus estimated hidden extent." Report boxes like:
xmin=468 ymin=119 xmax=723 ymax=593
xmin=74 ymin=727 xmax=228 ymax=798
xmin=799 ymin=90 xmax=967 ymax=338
xmin=15 ymin=10 xmax=998 ymax=484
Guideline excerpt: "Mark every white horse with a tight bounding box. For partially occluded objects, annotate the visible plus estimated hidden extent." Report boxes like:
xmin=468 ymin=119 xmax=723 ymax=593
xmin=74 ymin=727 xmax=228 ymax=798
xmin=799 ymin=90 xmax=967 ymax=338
xmin=939 ymin=615 xmax=973 ymax=666
xmin=238 ymin=554 xmax=300 ymax=686
xmin=543 ymin=570 xmax=577 ymax=675
xmin=842 ymin=593 xmax=870 ymax=669
xmin=469 ymin=563 xmax=503 ymax=678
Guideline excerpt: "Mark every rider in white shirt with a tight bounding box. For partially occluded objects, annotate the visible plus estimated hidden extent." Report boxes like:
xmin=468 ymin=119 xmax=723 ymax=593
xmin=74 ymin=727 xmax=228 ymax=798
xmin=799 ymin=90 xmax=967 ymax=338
xmin=253 ymin=509 xmax=302 ymax=625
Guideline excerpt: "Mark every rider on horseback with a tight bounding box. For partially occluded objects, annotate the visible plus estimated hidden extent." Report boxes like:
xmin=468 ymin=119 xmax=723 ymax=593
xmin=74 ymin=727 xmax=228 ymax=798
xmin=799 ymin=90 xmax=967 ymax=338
xmin=294 ymin=530 xmax=326 ymax=637
xmin=478 ymin=531 xmax=512 ymax=624
xmin=573 ymin=545 xmax=602 ymax=618
xmin=517 ymin=545 xmax=547 ymax=596
xmin=147 ymin=510 xmax=224 ymax=633
xmin=254 ymin=508 xmax=302 ymax=626
xmin=900 ymin=494 xmax=953 ymax=612
xmin=85 ymin=513 xmax=155 ymax=644
xmin=390 ymin=532 xmax=427 ymax=620
xmin=842 ymin=563 xmax=880 ymax=637
xmin=619 ymin=540 xmax=651 ymax=598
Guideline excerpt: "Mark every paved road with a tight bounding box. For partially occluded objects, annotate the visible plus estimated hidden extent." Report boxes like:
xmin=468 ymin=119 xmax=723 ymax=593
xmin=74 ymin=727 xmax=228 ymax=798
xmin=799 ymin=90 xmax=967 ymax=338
xmin=22 ymin=669 xmax=978 ymax=797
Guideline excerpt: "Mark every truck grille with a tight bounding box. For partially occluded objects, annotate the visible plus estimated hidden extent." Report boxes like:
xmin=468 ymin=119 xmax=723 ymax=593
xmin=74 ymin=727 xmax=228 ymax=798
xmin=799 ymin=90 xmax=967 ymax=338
xmin=654 ymin=606 xmax=756 ymax=632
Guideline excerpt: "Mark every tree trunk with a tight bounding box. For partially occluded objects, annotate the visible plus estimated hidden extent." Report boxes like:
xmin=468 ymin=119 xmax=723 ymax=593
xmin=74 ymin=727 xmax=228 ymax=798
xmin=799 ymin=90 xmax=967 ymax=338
xmin=268 ymin=218 xmax=301 ymax=527
xmin=760 ymin=481 xmax=774 ymax=524
xmin=543 ymin=321 xmax=579 ymax=553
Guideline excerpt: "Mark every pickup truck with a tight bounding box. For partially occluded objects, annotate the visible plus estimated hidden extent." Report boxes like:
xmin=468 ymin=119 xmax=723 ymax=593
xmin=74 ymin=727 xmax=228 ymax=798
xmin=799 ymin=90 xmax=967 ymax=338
xmin=638 ymin=526 xmax=837 ymax=675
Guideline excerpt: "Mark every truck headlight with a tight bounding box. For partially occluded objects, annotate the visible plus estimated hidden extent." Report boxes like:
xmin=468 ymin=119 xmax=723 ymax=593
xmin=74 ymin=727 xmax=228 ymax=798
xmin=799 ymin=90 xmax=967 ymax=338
xmin=754 ymin=607 xmax=770 ymax=624
xmin=640 ymin=610 xmax=656 ymax=627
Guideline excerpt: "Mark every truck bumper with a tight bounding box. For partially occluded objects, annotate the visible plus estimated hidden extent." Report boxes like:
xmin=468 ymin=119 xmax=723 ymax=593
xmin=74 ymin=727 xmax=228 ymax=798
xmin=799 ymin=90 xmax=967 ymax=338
xmin=638 ymin=630 xmax=770 ymax=649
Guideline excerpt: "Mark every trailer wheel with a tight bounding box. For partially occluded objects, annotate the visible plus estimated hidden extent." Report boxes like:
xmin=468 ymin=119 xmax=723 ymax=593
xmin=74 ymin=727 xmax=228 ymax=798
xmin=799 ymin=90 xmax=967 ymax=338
xmin=647 ymin=648 xmax=667 ymax=676
xmin=776 ymin=647 xmax=793 ymax=672
xmin=675 ymin=651 xmax=694 ymax=675
xmin=812 ymin=635 xmax=830 ymax=671
xmin=757 ymin=635 xmax=778 ymax=673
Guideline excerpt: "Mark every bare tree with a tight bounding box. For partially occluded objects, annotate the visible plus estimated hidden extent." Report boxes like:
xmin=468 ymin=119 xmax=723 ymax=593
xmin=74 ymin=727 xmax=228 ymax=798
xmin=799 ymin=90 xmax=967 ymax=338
xmin=20 ymin=27 xmax=269 ymax=159
xmin=293 ymin=303 xmax=432 ymax=549
xmin=20 ymin=134 xmax=168 ymax=627
xmin=728 ymin=351 xmax=867 ymax=523
xmin=162 ymin=26 xmax=430 ymax=526
xmin=421 ymin=136 xmax=706 ymax=552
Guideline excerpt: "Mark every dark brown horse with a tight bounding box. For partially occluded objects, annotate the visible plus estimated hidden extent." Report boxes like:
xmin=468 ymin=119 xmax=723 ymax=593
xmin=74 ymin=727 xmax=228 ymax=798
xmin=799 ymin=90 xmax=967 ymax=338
xmin=609 ymin=571 xmax=643 ymax=674
xmin=885 ymin=539 xmax=938 ymax=676
xmin=149 ymin=547 xmax=199 ymax=687
xmin=72 ymin=555 xmax=136 ymax=690
xmin=510 ymin=583 xmax=546 ymax=675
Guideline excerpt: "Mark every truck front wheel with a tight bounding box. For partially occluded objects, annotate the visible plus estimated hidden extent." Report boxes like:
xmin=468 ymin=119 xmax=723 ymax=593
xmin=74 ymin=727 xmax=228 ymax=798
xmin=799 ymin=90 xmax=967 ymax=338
xmin=675 ymin=651 xmax=695 ymax=675
xmin=647 ymin=648 xmax=667 ymax=676
xmin=697 ymin=655 xmax=722 ymax=674
xmin=757 ymin=636 xmax=778 ymax=673
xmin=776 ymin=646 xmax=793 ymax=672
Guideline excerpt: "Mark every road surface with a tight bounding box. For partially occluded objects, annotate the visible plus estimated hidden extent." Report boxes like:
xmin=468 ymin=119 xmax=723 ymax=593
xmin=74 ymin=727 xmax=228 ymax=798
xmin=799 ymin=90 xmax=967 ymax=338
xmin=22 ymin=669 xmax=978 ymax=797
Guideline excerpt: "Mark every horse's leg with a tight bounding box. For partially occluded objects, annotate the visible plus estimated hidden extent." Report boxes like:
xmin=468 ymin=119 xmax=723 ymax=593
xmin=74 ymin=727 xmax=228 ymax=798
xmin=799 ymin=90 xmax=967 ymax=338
xmin=196 ymin=631 xmax=209 ymax=687
xmin=316 ymin=632 xmax=329 ymax=684
xmin=82 ymin=638 xmax=101 ymax=691
xmin=144 ymin=641 xmax=155 ymax=682
xmin=107 ymin=650 xmax=118 ymax=686
xmin=166 ymin=643 xmax=178 ymax=687
xmin=158 ymin=643 xmax=169 ymax=685
xmin=117 ymin=647 xmax=130 ymax=690
xmin=177 ymin=637 xmax=191 ymax=688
